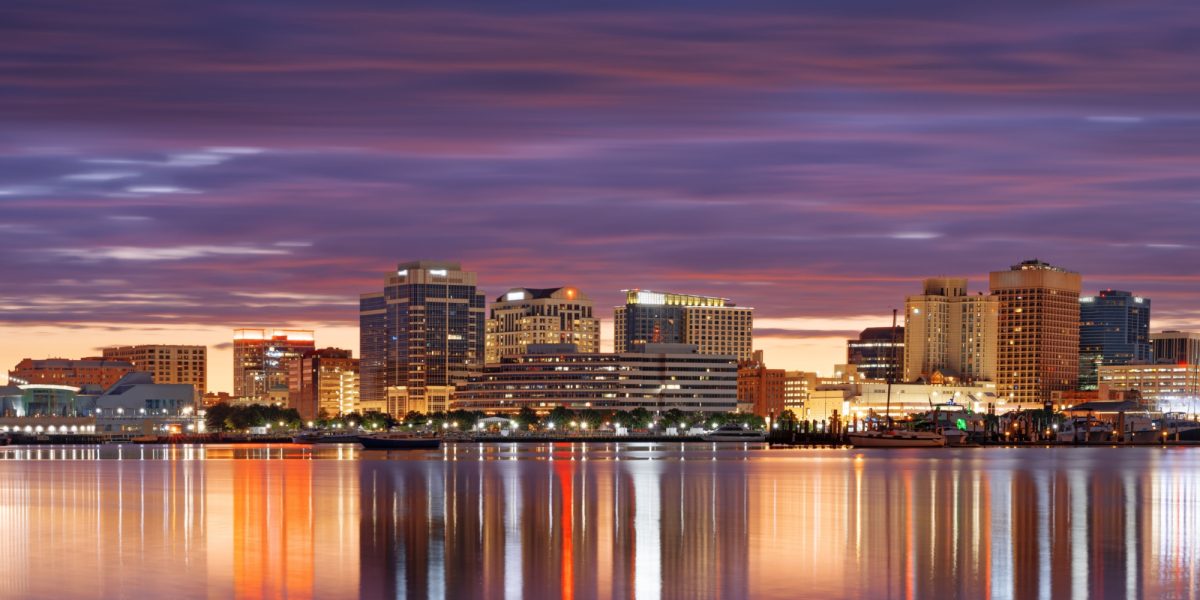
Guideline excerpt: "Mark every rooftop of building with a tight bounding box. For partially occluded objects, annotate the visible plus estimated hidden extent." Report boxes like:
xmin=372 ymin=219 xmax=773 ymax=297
xmin=395 ymin=259 xmax=463 ymax=271
xmin=12 ymin=358 xmax=134 ymax=369
xmin=1009 ymin=258 xmax=1076 ymax=273
xmin=493 ymin=286 xmax=588 ymax=303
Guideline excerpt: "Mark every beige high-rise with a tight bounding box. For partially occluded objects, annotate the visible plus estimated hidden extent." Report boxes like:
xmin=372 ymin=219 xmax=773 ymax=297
xmin=903 ymin=278 xmax=997 ymax=383
xmin=485 ymin=287 xmax=600 ymax=363
xmin=989 ymin=260 xmax=1082 ymax=408
xmin=102 ymin=345 xmax=207 ymax=399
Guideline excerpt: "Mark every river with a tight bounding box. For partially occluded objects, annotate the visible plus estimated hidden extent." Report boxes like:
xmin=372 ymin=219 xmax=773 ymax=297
xmin=0 ymin=443 xmax=1195 ymax=599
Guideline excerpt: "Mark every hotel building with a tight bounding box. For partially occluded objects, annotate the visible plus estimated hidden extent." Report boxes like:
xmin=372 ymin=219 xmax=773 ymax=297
xmin=903 ymin=278 xmax=997 ymax=383
xmin=614 ymin=289 xmax=753 ymax=361
xmin=101 ymin=344 xmax=207 ymax=399
xmin=359 ymin=260 xmax=486 ymax=416
xmin=846 ymin=327 xmax=904 ymax=382
xmin=452 ymin=343 xmax=738 ymax=414
xmin=233 ymin=329 xmax=315 ymax=404
xmin=485 ymin=286 xmax=600 ymax=363
xmin=1078 ymin=290 xmax=1151 ymax=390
xmin=990 ymin=260 xmax=1082 ymax=408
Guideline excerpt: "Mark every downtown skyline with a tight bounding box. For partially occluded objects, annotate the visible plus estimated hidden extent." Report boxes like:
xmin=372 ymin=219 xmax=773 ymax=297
xmin=4 ymin=1 xmax=1200 ymax=393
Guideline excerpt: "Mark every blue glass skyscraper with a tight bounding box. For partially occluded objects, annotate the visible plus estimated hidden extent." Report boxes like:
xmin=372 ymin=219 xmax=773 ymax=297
xmin=1079 ymin=290 xmax=1151 ymax=390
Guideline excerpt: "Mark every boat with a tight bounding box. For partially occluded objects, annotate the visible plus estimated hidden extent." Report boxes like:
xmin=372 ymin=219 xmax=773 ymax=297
xmin=701 ymin=424 xmax=767 ymax=442
xmin=848 ymin=429 xmax=946 ymax=448
xmin=357 ymin=433 xmax=441 ymax=450
xmin=292 ymin=431 xmax=362 ymax=444
xmin=1056 ymin=417 xmax=1114 ymax=443
xmin=848 ymin=308 xmax=945 ymax=449
xmin=1119 ymin=413 xmax=1200 ymax=443
xmin=131 ymin=435 xmax=161 ymax=444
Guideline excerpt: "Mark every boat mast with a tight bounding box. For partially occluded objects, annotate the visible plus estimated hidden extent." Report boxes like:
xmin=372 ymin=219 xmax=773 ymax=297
xmin=885 ymin=307 xmax=897 ymax=430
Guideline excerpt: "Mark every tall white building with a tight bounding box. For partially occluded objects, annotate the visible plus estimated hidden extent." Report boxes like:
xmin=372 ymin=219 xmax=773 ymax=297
xmin=614 ymin=289 xmax=753 ymax=361
xmin=903 ymin=278 xmax=997 ymax=383
xmin=485 ymin=287 xmax=600 ymax=363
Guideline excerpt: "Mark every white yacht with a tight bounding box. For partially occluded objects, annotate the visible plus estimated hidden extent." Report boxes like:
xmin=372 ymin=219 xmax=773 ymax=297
xmin=847 ymin=429 xmax=946 ymax=448
xmin=701 ymin=424 xmax=767 ymax=442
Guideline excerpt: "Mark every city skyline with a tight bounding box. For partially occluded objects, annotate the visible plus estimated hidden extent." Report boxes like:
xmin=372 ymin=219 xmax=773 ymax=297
xmin=4 ymin=1 xmax=1200 ymax=393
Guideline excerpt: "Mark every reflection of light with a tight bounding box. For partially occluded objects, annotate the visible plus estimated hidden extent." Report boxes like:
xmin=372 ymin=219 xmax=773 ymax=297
xmin=633 ymin=463 xmax=663 ymax=600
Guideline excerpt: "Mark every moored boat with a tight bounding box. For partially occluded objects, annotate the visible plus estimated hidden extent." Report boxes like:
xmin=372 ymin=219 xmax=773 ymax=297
xmin=357 ymin=433 xmax=441 ymax=450
xmin=848 ymin=430 xmax=946 ymax=448
xmin=701 ymin=424 xmax=767 ymax=442
xmin=292 ymin=431 xmax=362 ymax=444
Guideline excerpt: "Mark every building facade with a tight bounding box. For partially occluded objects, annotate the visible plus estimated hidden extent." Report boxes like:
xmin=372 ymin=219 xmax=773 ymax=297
xmin=783 ymin=371 xmax=818 ymax=413
xmin=7 ymin=358 xmax=132 ymax=389
xmin=485 ymin=286 xmax=600 ymax=363
xmin=359 ymin=260 xmax=486 ymax=416
xmin=614 ymin=289 xmax=753 ymax=361
xmin=903 ymin=278 xmax=997 ymax=383
xmin=452 ymin=343 xmax=738 ymax=414
xmin=288 ymin=348 xmax=360 ymax=421
xmin=1099 ymin=363 xmax=1200 ymax=410
xmin=1152 ymin=331 xmax=1200 ymax=365
xmin=737 ymin=351 xmax=786 ymax=418
xmin=846 ymin=327 xmax=904 ymax=382
xmin=233 ymin=329 xmax=315 ymax=404
xmin=1078 ymin=290 xmax=1151 ymax=390
xmin=990 ymin=260 xmax=1082 ymax=408
xmin=805 ymin=381 xmax=1001 ymax=423
xmin=101 ymin=345 xmax=207 ymax=398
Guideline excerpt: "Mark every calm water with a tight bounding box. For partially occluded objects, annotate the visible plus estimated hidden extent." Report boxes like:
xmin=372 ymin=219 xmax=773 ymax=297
xmin=0 ymin=444 xmax=1197 ymax=600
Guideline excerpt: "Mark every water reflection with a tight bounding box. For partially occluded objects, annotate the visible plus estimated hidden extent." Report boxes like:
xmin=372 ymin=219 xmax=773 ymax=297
xmin=0 ymin=445 xmax=1198 ymax=599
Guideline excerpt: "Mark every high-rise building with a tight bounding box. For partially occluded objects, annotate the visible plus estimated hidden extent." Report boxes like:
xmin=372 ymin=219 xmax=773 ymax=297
xmin=990 ymin=259 xmax=1082 ymax=408
xmin=288 ymin=348 xmax=359 ymax=421
xmin=359 ymin=260 xmax=486 ymax=416
xmin=7 ymin=358 xmax=132 ymax=389
xmin=846 ymin=327 xmax=904 ymax=382
xmin=452 ymin=343 xmax=738 ymax=414
xmin=1151 ymin=331 xmax=1200 ymax=365
xmin=737 ymin=351 xmax=786 ymax=418
xmin=614 ymin=289 xmax=753 ymax=361
xmin=233 ymin=329 xmax=315 ymax=404
xmin=485 ymin=286 xmax=600 ymax=363
xmin=1078 ymin=290 xmax=1151 ymax=390
xmin=903 ymin=278 xmax=997 ymax=383
xmin=101 ymin=345 xmax=207 ymax=399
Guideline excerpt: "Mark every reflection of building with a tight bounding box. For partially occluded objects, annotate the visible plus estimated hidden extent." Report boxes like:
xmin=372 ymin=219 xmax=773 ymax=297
xmin=1152 ymin=331 xmax=1200 ymax=365
xmin=233 ymin=329 xmax=315 ymax=404
xmin=904 ymin=278 xmax=997 ymax=383
xmin=102 ymin=344 xmax=208 ymax=399
xmin=846 ymin=327 xmax=903 ymax=382
xmin=359 ymin=261 xmax=487 ymax=415
xmin=615 ymin=289 xmax=753 ymax=361
xmin=453 ymin=343 xmax=738 ymax=413
xmin=990 ymin=260 xmax=1082 ymax=408
xmin=1078 ymin=290 xmax=1151 ymax=390
xmin=1099 ymin=363 xmax=1200 ymax=409
xmin=288 ymin=348 xmax=359 ymax=421
xmin=7 ymin=358 xmax=132 ymax=389
xmin=737 ymin=351 xmax=786 ymax=417
xmin=486 ymin=287 xmax=600 ymax=363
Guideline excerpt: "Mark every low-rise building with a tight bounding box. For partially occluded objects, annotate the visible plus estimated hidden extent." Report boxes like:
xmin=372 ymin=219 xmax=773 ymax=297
xmin=453 ymin=343 xmax=738 ymax=414
xmin=738 ymin=351 xmax=786 ymax=418
xmin=7 ymin=358 xmax=133 ymax=389
xmin=805 ymin=381 xmax=1001 ymax=423
xmin=1098 ymin=363 xmax=1200 ymax=411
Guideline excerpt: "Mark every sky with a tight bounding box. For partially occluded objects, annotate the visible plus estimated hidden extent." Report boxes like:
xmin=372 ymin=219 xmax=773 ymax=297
xmin=2 ymin=0 xmax=1199 ymax=393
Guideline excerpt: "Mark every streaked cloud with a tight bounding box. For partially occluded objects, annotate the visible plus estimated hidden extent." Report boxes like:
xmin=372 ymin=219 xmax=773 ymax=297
xmin=50 ymin=244 xmax=293 ymax=261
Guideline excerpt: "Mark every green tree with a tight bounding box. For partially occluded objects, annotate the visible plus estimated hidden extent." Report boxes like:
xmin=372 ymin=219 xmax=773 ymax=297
xmin=627 ymin=407 xmax=653 ymax=429
xmin=403 ymin=411 xmax=428 ymax=427
xmin=205 ymin=403 xmax=234 ymax=431
xmin=545 ymin=406 xmax=576 ymax=429
xmin=514 ymin=406 xmax=538 ymax=430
